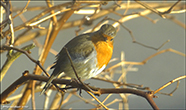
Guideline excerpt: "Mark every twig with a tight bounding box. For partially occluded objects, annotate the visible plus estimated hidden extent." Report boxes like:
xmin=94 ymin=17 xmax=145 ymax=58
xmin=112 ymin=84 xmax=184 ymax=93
xmin=2 ymin=2 xmax=72 ymax=37
xmin=31 ymin=80 xmax=36 ymax=110
xmin=57 ymin=92 xmax=65 ymax=110
xmin=153 ymin=75 xmax=186 ymax=94
xmin=92 ymin=77 xmax=146 ymax=89
xmin=27 ymin=8 xmax=70 ymax=27
xmin=165 ymin=15 xmax=186 ymax=29
xmin=72 ymin=92 xmax=98 ymax=107
xmin=103 ymin=17 xmax=170 ymax=50
xmin=123 ymin=0 xmax=130 ymax=15
xmin=49 ymin=92 xmax=62 ymax=109
xmin=16 ymin=3 xmax=82 ymax=109
xmin=106 ymin=98 xmax=122 ymax=107
xmin=0 ymin=44 xmax=35 ymax=82
xmin=0 ymin=45 xmax=50 ymax=77
xmin=99 ymin=88 xmax=159 ymax=110
xmin=12 ymin=0 xmax=30 ymax=19
xmin=0 ymin=72 xmax=176 ymax=110
xmin=135 ymin=0 xmax=181 ymax=18
xmin=135 ymin=0 xmax=164 ymax=18
xmin=119 ymin=51 xmax=129 ymax=110
xmin=169 ymin=81 xmax=180 ymax=95
xmin=107 ymin=48 xmax=186 ymax=71
xmin=139 ymin=12 xmax=159 ymax=24
xmin=64 ymin=47 xmax=94 ymax=94
xmin=1 ymin=2 xmax=183 ymax=49
xmin=156 ymin=40 xmax=170 ymax=51
xmin=0 ymin=1 xmax=10 ymax=30
xmin=8 ymin=13 xmax=14 ymax=47
xmin=27 ymin=3 xmax=98 ymax=27
xmin=46 ymin=0 xmax=57 ymax=23
xmin=160 ymin=0 xmax=182 ymax=15
xmin=86 ymin=91 xmax=109 ymax=110
xmin=101 ymin=94 xmax=112 ymax=106
xmin=154 ymin=81 xmax=180 ymax=96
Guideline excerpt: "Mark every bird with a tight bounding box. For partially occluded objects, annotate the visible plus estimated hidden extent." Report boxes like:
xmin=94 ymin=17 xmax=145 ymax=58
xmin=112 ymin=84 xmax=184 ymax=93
xmin=40 ymin=24 xmax=117 ymax=95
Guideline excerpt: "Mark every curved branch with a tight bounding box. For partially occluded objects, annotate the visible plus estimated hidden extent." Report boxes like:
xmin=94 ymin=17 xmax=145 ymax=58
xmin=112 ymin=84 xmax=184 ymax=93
xmin=0 ymin=72 xmax=159 ymax=109
xmin=0 ymin=45 xmax=50 ymax=77
xmin=0 ymin=44 xmax=35 ymax=82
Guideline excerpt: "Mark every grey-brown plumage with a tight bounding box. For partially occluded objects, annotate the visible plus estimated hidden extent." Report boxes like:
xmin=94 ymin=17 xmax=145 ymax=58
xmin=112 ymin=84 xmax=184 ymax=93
xmin=40 ymin=24 xmax=117 ymax=95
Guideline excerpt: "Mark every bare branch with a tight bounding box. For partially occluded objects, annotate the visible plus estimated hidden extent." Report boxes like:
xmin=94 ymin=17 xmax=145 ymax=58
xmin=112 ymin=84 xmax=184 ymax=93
xmin=0 ymin=45 xmax=50 ymax=77
xmin=153 ymin=75 xmax=186 ymax=94
xmin=0 ymin=44 xmax=35 ymax=82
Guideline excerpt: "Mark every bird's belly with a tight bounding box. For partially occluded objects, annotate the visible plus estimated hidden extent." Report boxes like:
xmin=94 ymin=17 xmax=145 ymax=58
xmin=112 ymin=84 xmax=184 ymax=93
xmin=63 ymin=58 xmax=104 ymax=79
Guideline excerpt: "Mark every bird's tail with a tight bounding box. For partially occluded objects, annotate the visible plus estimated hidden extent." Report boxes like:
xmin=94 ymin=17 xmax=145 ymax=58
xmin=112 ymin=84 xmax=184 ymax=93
xmin=40 ymin=75 xmax=56 ymax=95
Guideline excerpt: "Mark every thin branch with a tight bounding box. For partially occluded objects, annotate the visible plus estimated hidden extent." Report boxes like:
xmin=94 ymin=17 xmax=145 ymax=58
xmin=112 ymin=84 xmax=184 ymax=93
xmin=104 ymin=17 xmax=170 ymax=50
xmin=0 ymin=1 xmax=10 ymax=30
xmin=169 ymin=81 xmax=180 ymax=95
xmin=139 ymin=13 xmax=159 ymax=24
xmin=12 ymin=0 xmax=30 ymax=19
xmin=107 ymin=48 xmax=186 ymax=71
xmin=1 ymin=2 xmax=183 ymax=50
xmin=98 ymin=88 xmax=159 ymax=110
xmin=166 ymin=15 xmax=186 ymax=29
xmin=0 ymin=45 xmax=50 ymax=77
xmin=105 ymin=98 xmax=122 ymax=107
xmin=0 ymin=44 xmax=35 ymax=82
xmin=153 ymin=75 xmax=186 ymax=94
xmin=4 ymin=72 xmax=185 ymax=109
xmin=154 ymin=81 xmax=180 ymax=96
xmin=86 ymin=91 xmax=109 ymax=110
xmin=2 ymin=2 xmax=72 ymax=37
xmin=160 ymin=0 xmax=182 ymax=15
xmin=16 ymin=3 xmax=82 ymax=109
xmin=64 ymin=47 xmax=95 ymax=94
xmin=64 ymin=46 xmax=109 ymax=110
xmin=72 ymin=92 xmax=98 ymax=107
xmin=123 ymin=0 xmax=130 ymax=15
xmin=135 ymin=0 xmax=182 ymax=18
xmin=92 ymin=77 xmax=147 ymax=90
xmin=31 ymin=80 xmax=36 ymax=110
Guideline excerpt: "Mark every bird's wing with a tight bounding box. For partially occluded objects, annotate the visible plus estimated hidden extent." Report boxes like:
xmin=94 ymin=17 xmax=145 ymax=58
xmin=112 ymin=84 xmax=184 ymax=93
xmin=51 ymin=34 xmax=96 ymax=69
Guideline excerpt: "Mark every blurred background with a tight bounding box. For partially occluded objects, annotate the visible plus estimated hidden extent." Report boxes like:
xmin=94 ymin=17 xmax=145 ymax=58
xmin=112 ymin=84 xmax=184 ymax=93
xmin=1 ymin=1 xmax=185 ymax=109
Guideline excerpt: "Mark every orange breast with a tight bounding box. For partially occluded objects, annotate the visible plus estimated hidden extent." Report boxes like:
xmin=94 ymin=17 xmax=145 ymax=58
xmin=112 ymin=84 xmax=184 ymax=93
xmin=92 ymin=35 xmax=114 ymax=69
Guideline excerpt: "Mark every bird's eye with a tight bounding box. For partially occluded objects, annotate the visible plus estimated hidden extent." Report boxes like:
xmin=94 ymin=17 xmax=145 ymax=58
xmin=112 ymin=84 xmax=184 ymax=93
xmin=108 ymin=31 xmax=115 ymax=36
xmin=110 ymin=38 xmax=113 ymax=41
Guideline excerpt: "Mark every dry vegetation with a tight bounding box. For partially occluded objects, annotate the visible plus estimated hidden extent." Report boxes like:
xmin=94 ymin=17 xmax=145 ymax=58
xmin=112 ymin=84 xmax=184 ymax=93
xmin=0 ymin=0 xmax=185 ymax=110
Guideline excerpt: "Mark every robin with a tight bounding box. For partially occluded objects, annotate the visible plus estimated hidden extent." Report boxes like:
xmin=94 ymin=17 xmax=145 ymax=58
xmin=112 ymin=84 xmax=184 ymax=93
xmin=40 ymin=24 xmax=117 ymax=95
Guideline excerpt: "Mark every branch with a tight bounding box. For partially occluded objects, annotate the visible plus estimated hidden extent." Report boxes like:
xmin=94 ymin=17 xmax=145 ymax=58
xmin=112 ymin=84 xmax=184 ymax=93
xmin=64 ymin=47 xmax=108 ymax=109
xmin=153 ymin=75 xmax=186 ymax=94
xmin=0 ymin=2 xmax=182 ymax=53
xmin=107 ymin=48 xmax=186 ymax=71
xmin=0 ymin=44 xmax=35 ymax=82
xmin=135 ymin=0 xmax=182 ymax=18
xmin=0 ymin=1 xmax=10 ymax=31
xmin=12 ymin=0 xmax=30 ymax=19
xmin=16 ymin=3 xmax=82 ymax=110
xmin=0 ymin=44 xmax=50 ymax=77
xmin=2 ymin=2 xmax=72 ymax=38
xmin=0 ymin=72 xmax=159 ymax=109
